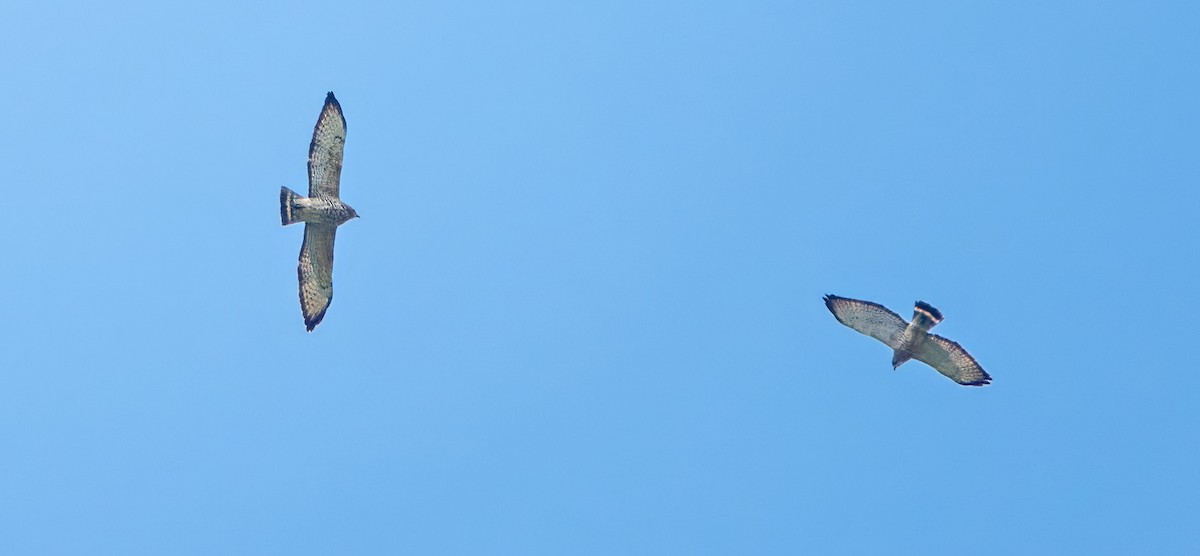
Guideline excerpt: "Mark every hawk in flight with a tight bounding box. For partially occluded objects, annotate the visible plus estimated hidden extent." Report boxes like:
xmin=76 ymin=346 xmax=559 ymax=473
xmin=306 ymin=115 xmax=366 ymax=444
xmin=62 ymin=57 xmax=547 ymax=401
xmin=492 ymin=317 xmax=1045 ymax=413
xmin=823 ymin=294 xmax=992 ymax=386
xmin=280 ymin=92 xmax=358 ymax=331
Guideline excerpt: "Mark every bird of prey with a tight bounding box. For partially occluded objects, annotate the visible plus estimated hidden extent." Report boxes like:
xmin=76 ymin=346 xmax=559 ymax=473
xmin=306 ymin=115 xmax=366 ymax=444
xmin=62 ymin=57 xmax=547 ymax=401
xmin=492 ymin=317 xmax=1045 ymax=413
xmin=823 ymin=294 xmax=992 ymax=386
xmin=280 ymin=92 xmax=358 ymax=331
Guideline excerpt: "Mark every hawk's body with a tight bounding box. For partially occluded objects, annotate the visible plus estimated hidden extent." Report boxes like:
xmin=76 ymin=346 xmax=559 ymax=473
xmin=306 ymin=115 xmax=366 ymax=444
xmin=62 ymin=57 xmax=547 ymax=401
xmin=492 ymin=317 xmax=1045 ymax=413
xmin=823 ymin=294 xmax=991 ymax=386
xmin=280 ymin=92 xmax=358 ymax=331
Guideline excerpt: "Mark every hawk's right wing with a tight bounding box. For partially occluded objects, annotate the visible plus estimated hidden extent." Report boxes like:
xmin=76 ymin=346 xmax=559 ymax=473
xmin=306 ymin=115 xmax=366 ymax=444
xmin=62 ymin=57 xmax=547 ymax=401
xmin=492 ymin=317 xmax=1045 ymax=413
xmin=911 ymin=334 xmax=992 ymax=386
xmin=823 ymin=294 xmax=908 ymax=349
xmin=308 ymin=92 xmax=346 ymax=199
xmin=298 ymin=224 xmax=336 ymax=331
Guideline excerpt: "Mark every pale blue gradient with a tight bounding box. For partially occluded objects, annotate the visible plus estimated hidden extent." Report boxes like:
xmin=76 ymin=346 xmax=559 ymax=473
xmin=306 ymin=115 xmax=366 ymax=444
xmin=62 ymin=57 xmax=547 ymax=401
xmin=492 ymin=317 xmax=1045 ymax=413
xmin=3 ymin=1 xmax=1198 ymax=554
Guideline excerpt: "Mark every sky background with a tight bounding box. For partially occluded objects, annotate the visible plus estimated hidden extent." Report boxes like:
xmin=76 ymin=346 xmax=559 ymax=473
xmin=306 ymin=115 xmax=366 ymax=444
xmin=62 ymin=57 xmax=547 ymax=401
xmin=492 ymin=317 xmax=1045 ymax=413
xmin=4 ymin=1 xmax=1199 ymax=554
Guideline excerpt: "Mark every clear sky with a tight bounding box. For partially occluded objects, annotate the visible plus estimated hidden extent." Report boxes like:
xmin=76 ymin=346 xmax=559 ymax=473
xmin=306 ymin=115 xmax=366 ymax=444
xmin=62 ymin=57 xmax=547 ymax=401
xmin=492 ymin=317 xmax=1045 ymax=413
xmin=4 ymin=1 xmax=1198 ymax=554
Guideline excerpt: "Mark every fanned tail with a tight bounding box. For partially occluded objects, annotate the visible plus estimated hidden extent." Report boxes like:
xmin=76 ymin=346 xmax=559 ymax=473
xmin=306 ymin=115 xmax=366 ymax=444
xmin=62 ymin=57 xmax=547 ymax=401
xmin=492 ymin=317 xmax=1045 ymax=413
xmin=280 ymin=187 xmax=302 ymax=226
xmin=913 ymin=301 xmax=944 ymax=330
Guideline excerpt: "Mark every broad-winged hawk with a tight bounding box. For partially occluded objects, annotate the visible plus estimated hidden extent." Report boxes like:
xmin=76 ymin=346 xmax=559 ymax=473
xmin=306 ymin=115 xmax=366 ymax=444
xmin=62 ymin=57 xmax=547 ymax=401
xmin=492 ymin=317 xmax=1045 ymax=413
xmin=823 ymin=294 xmax=992 ymax=386
xmin=280 ymin=92 xmax=358 ymax=331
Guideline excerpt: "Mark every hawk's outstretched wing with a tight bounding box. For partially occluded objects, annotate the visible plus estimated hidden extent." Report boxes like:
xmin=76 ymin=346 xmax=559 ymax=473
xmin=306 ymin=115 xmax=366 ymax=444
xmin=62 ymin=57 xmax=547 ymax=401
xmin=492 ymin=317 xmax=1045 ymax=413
xmin=823 ymin=294 xmax=908 ymax=349
xmin=911 ymin=334 xmax=992 ymax=386
xmin=308 ymin=92 xmax=346 ymax=199
xmin=298 ymin=224 xmax=336 ymax=331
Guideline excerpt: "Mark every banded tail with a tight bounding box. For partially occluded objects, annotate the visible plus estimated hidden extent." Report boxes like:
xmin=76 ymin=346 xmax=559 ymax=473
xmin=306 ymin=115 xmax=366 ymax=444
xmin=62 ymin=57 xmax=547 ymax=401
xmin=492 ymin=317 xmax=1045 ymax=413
xmin=912 ymin=301 xmax=944 ymax=330
xmin=895 ymin=302 xmax=945 ymax=368
xmin=280 ymin=187 xmax=302 ymax=226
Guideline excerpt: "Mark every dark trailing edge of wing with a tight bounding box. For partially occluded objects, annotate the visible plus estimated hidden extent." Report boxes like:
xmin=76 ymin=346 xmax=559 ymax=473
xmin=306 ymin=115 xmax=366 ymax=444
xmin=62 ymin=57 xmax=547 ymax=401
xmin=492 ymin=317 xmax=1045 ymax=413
xmin=959 ymin=375 xmax=992 ymax=387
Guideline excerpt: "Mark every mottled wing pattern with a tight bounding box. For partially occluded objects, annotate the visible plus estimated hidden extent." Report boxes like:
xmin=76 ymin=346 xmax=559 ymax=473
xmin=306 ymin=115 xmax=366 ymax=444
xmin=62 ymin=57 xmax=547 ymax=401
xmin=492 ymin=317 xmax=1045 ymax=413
xmin=912 ymin=334 xmax=992 ymax=386
xmin=824 ymin=294 xmax=908 ymax=349
xmin=298 ymin=224 xmax=337 ymax=331
xmin=308 ymin=92 xmax=346 ymax=199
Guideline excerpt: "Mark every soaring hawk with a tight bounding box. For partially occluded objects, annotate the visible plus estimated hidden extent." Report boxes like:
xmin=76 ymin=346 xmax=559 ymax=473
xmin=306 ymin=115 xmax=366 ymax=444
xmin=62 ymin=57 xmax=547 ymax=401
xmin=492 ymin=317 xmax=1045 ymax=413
xmin=823 ymin=294 xmax=992 ymax=386
xmin=280 ymin=92 xmax=358 ymax=331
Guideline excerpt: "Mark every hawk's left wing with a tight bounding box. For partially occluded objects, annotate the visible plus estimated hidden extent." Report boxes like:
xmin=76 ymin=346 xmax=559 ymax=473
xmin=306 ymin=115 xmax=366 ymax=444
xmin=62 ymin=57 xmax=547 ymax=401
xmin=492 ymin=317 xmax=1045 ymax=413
xmin=308 ymin=92 xmax=346 ymax=199
xmin=911 ymin=334 xmax=992 ymax=386
xmin=298 ymin=224 xmax=337 ymax=331
xmin=824 ymin=294 xmax=909 ymax=349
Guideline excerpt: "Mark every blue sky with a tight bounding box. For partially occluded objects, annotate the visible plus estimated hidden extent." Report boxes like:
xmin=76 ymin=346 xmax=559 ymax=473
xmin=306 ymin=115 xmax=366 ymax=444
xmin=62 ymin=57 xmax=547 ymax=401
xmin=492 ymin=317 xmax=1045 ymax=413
xmin=4 ymin=1 xmax=1199 ymax=554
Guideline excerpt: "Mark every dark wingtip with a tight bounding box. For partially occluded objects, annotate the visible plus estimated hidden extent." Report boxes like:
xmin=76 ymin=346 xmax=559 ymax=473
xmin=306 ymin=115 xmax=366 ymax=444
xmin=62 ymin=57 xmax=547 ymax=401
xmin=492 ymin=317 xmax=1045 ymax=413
xmin=914 ymin=301 xmax=943 ymax=322
xmin=305 ymin=314 xmax=324 ymax=332
xmin=322 ymin=92 xmax=345 ymax=128
xmin=324 ymin=92 xmax=342 ymax=113
xmin=298 ymin=285 xmax=329 ymax=332
xmin=823 ymin=294 xmax=840 ymax=312
xmin=303 ymin=303 xmax=329 ymax=332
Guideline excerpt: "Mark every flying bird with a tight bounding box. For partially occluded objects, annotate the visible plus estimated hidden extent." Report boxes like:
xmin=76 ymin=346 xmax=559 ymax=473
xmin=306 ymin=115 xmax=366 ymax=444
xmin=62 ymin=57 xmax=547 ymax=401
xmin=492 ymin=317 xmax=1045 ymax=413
xmin=823 ymin=294 xmax=991 ymax=386
xmin=280 ymin=92 xmax=359 ymax=331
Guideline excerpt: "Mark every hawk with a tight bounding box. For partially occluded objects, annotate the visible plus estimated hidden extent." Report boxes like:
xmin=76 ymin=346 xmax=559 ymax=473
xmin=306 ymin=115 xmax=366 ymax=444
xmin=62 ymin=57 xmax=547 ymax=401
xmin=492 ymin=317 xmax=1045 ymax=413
xmin=823 ymin=294 xmax=992 ymax=386
xmin=280 ymin=92 xmax=358 ymax=331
